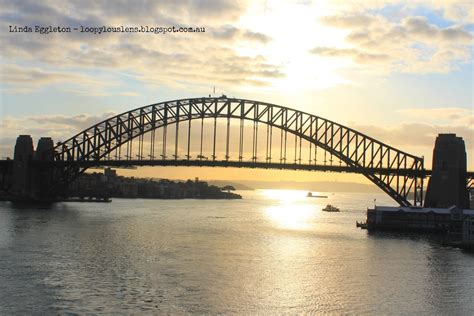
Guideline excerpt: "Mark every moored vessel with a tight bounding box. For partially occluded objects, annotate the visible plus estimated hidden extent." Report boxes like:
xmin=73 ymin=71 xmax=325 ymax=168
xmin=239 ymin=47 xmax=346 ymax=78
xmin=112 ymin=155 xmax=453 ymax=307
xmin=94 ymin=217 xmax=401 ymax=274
xmin=322 ymin=204 xmax=340 ymax=212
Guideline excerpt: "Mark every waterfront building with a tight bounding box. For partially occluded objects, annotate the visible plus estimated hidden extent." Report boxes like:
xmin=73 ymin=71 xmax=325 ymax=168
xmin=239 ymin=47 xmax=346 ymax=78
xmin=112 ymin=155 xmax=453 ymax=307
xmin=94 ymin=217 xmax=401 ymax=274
xmin=462 ymin=218 xmax=474 ymax=249
xmin=366 ymin=205 xmax=474 ymax=233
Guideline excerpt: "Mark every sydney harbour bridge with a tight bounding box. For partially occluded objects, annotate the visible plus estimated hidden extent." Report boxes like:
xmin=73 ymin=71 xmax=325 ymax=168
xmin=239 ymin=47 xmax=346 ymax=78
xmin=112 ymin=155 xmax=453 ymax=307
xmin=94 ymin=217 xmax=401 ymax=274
xmin=1 ymin=97 xmax=472 ymax=207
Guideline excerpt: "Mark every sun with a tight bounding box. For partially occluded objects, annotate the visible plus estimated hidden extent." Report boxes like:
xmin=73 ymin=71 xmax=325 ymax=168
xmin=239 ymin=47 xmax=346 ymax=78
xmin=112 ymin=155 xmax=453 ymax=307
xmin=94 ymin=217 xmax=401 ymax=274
xmin=236 ymin=0 xmax=352 ymax=92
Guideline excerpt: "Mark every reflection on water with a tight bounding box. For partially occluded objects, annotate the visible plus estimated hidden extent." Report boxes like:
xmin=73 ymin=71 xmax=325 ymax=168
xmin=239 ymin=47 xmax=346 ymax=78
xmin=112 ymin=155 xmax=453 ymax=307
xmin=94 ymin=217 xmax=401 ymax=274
xmin=265 ymin=203 xmax=316 ymax=230
xmin=263 ymin=190 xmax=318 ymax=230
xmin=0 ymin=190 xmax=473 ymax=314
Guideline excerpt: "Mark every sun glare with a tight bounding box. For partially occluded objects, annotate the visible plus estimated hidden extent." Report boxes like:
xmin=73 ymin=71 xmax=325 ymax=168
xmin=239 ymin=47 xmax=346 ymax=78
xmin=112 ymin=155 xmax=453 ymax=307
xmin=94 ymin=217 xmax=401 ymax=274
xmin=265 ymin=204 xmax=316 ymax=230
xmin=237 ymin=0 xmax=351 ymax=92
xmin=261 ymin=189 xmax=318 ymax=230
xmin=260 ymin=189 xmax=304 ymax=202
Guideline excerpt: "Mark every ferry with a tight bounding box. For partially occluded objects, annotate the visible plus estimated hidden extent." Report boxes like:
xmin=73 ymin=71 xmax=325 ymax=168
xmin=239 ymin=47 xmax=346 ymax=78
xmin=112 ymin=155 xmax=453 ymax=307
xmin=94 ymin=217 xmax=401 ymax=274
xmin=322 ymin=204 xmax=340 ymax=212
xmin=306 ymin=192 xmax=328 ymax=198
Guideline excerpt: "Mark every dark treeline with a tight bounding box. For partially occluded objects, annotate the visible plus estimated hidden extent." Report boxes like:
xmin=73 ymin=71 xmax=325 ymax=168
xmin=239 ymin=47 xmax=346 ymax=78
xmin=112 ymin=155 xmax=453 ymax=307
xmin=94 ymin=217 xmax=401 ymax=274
xmin=69 ymin=168 xmax=241 ymax=200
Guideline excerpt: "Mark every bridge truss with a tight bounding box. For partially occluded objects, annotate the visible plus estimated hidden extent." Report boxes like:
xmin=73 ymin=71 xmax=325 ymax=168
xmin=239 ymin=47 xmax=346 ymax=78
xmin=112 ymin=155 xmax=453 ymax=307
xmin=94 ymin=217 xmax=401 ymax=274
xmin=468 ymin=173 xmax=474 ymax=191
xmin=54 ymin=97 xmax=425 ymax=206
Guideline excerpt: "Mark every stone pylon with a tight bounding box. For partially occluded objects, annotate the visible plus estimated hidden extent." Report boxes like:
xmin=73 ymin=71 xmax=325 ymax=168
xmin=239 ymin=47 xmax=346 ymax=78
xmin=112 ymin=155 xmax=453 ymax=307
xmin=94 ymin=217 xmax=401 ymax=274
xmin=424 ymin=134 xmax=469 ymax=208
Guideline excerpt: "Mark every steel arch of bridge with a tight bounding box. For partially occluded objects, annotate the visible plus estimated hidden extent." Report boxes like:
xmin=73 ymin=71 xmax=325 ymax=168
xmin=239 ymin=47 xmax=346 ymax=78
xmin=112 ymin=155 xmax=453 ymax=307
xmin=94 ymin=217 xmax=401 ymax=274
xmin=55 ymin=97 xmax=424 ymax=206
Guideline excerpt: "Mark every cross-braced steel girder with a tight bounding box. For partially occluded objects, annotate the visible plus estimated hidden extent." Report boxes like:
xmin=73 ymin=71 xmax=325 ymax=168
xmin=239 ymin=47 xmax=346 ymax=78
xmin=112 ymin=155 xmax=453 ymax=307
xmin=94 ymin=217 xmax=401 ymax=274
xmin=467 ymin=172 xmax=474 ymax=191
xmin=53 ymin=97 xmax=425 ymax=206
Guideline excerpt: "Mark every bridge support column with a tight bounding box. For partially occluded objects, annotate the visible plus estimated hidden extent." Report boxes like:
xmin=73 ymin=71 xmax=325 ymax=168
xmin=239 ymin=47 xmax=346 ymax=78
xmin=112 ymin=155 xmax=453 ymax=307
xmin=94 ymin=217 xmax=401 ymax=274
xmin=11 ymin=135 xmax=35 ymax=199
xmin=424 ymin=134 xmax=469 ymax=208
xmin=32 ymin=137 xmax=55 ymax=198
xmin=11 ymin=135 xmax=55 ymax=201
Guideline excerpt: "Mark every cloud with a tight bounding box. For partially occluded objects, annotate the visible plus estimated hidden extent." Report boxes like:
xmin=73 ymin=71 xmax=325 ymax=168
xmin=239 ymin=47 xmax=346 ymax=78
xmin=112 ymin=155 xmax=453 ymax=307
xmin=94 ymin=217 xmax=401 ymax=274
xmin=28 ymin=112 xmax=118 ymax=130
xmin=211 ymin=25 xmax=239 ymax=40
xmin=310 ymin=47 xmax=390 ymax=63
xmin=118 ymin=91 xmax=140 ymax=97
xmin=325 ymin=0 xmax=474 ymax=25
xmin=0 ymin=64 xmax=116 ymax=95
xmin=241 ymin=30 xmax=271 ymax=43
xmin=0 ymin=0 xmax=472 ymax=97
xmin=1 ymin=31 xmax=280 ymax=92
xmin=350 ymin=122 xmax=473 ymax=161
xmin=420 ymin=0 xmax=474 ymax=24
xmin=315 ymin=10 xmax=473 ymax=74
xmin=397 ymin=107 xmax=474 ymax=126
xmin=0 ymin=0 xmax=246 ymax=24
xmin=211 ymin=25 xmax=272 ymax=44
xmin=0 ymin=0 xmax=279 ymax=93
xmin=320 ymin=14 xmax=376 ymax=28
xmin=402 ymin=16 xmax=472 ymax=42
xmin=0 ymin=112 xmax=118 ymax=152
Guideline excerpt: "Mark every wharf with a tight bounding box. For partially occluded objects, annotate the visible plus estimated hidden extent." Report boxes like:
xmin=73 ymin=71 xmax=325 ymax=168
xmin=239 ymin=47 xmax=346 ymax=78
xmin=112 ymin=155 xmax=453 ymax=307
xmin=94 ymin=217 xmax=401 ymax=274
xmin=358 ymin=205 xmax=474 ymax=250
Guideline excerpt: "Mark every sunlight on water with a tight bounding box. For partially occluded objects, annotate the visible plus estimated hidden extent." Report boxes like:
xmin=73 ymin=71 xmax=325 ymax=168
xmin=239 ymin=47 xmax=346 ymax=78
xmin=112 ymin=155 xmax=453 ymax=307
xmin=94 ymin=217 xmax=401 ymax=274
xmin=260 ymin=189 xmax=306 ymax=201
xmin=260 ymin=189 xmax=326 ymax=230
xmin=0 ymin=191 xmax=473 ymax=314
xmin=265 ymin=204 xmax=317 ymax=230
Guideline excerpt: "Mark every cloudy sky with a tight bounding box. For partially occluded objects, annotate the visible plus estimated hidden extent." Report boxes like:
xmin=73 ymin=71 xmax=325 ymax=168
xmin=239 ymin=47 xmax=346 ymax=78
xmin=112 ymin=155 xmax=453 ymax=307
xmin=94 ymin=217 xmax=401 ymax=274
xmin=0 ymin=0 xmax=473 ymax=181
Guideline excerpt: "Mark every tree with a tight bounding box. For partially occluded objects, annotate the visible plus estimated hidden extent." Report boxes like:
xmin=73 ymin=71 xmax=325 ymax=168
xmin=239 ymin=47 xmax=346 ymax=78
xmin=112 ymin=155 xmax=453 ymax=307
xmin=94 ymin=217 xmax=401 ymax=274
xmin=221 ymin=185 xmax=236 ymax=193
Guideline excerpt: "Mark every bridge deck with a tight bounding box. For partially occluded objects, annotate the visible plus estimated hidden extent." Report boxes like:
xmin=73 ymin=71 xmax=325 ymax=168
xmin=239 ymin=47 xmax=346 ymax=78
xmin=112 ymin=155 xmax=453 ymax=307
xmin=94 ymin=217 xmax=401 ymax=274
xmin=3 ymin=159 xmax=474 ymax=179
xmin=0 ymin=159 xmax=433 ymax=176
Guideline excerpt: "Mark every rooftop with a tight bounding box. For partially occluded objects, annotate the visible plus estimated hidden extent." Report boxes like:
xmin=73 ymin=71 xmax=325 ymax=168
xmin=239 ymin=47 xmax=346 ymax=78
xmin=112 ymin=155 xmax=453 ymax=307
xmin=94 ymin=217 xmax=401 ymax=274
xmin=371 ymin=205 xmax=474 ymax=216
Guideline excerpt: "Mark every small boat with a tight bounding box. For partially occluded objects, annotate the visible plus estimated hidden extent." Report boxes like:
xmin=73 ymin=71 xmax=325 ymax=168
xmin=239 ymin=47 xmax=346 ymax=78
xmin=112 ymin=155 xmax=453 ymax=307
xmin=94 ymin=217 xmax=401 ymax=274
xmin=356 ymin=221 xmax=368 ymax=229
xmin=306 ymin=192 xmax=328 ymax=198
xmin=322 ymin=204 xmax=340 ymax=212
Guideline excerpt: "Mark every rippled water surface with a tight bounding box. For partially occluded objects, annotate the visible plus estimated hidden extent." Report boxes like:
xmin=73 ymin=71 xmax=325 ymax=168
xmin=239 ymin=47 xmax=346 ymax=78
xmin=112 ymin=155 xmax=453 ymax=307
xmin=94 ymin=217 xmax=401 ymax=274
xmin=0 ymin=190 xmax=473 ymax=314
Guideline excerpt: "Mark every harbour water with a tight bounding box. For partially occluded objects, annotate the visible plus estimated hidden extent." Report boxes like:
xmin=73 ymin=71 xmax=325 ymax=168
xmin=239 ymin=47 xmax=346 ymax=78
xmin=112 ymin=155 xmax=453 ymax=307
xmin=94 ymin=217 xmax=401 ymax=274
xmin=0 ymin=190 xmax=473 ymax=314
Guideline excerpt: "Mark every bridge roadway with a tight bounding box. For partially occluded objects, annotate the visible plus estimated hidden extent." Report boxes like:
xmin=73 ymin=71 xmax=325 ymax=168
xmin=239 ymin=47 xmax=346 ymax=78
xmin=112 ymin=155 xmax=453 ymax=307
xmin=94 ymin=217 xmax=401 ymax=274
xmin=3 ymin=159 xmax=474 ymax=179
xmin=33 ymin=159 xmax=433 ymax=176
xmin=0 ymin=159 xmax=442 ymax=177
xmin=2 ymin=159 xmax=473 ymax=189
